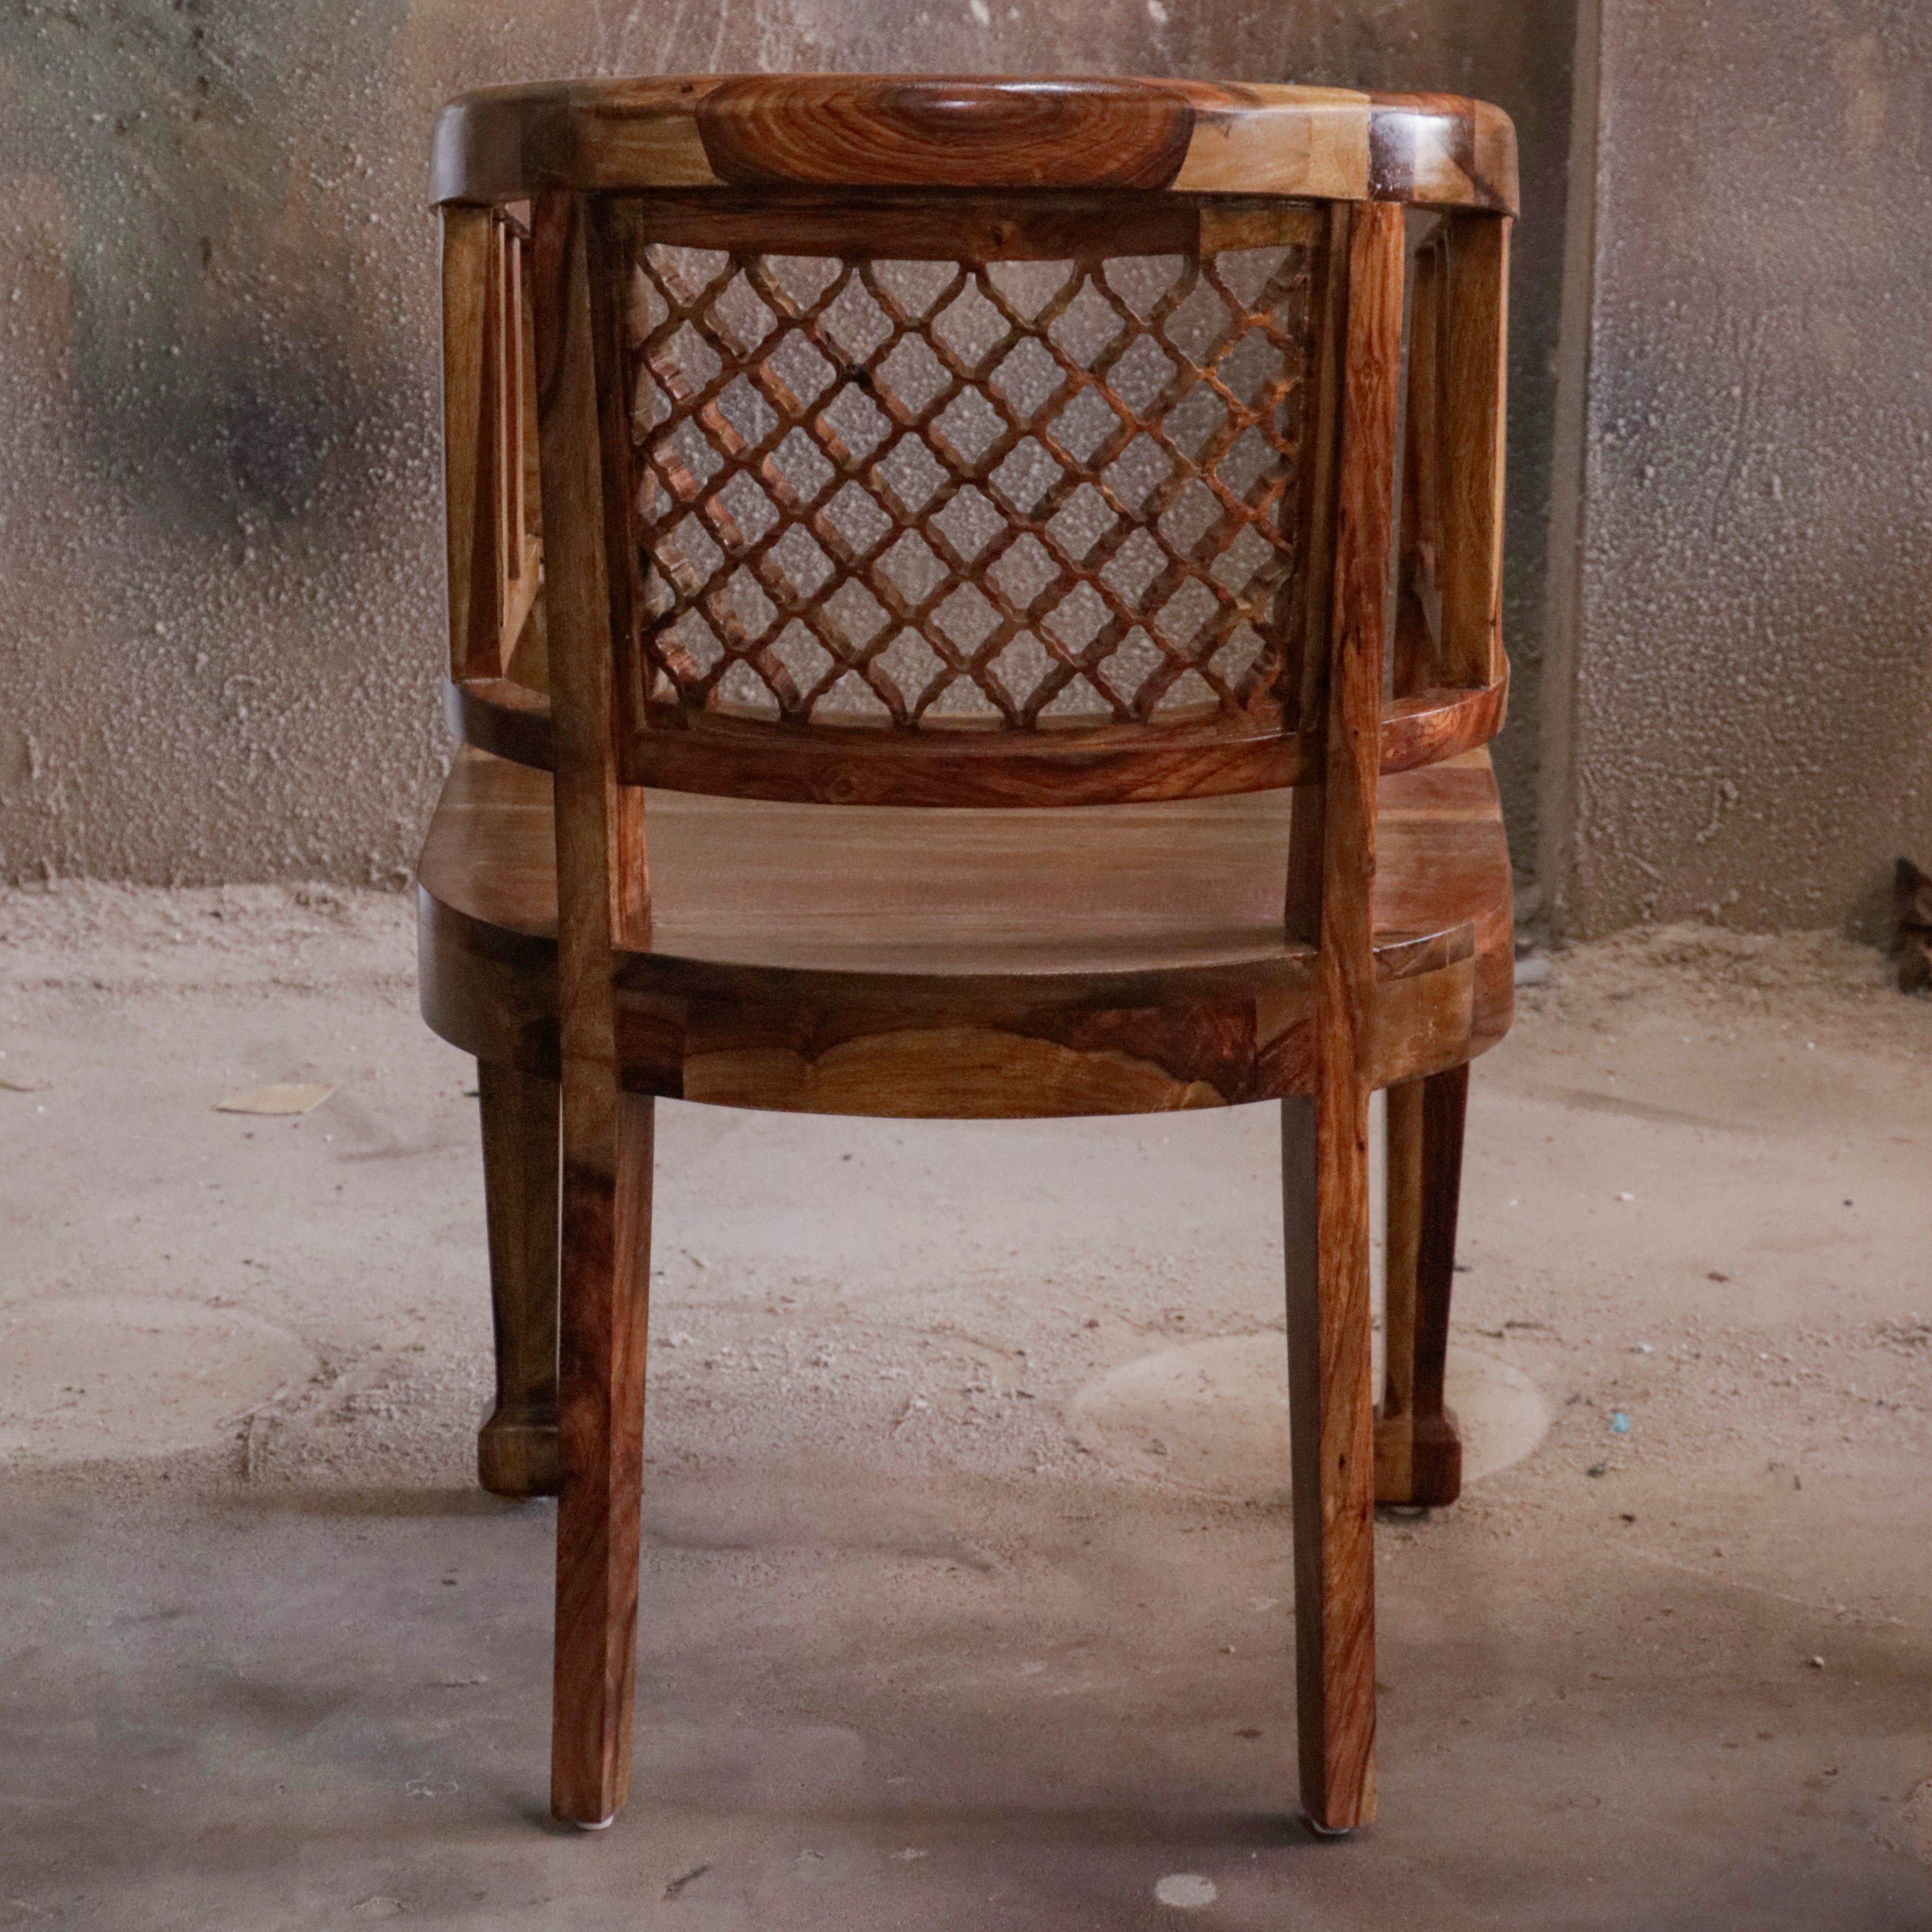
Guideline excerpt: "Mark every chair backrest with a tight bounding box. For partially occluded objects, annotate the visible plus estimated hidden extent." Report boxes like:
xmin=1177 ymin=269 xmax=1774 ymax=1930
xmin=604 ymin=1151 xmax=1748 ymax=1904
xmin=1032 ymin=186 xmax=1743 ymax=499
xmin=435 ymin=77 xmax=1513 ymax=814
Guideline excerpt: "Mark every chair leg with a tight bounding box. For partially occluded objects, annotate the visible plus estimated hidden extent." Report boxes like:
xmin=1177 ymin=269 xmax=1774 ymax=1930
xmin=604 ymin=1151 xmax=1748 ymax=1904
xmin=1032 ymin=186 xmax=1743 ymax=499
xmin=1375 ymin=1067 xmax=1468 ymax=1507
xmin=1283 ymin=1090 xmax=1377 ymax=1833
xmin=476 ymin=1062 xmax=562 ymax=1499
xmin=551 ymin=1087 xmax=654 ymax=1829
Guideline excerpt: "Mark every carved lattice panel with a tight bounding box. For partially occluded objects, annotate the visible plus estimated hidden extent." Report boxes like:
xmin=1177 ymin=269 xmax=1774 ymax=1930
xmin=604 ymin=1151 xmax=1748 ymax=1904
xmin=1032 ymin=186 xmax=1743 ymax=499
xmin=623 ymin=232 xmax=1316 ymax=731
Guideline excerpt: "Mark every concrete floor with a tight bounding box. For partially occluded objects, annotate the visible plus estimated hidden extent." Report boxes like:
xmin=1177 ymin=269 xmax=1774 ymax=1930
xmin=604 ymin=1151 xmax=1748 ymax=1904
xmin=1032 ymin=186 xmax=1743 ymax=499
xmin=3 ymin=885 xmax=1931 ymax=1928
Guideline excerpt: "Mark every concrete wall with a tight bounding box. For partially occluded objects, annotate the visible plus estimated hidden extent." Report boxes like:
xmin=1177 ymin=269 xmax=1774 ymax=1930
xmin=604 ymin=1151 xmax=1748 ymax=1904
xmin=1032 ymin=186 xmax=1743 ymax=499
xmin=0 ymin=1 xmax=1574 ymax=887
xmin=1543 ymin=0 xmax=1932 ymax=937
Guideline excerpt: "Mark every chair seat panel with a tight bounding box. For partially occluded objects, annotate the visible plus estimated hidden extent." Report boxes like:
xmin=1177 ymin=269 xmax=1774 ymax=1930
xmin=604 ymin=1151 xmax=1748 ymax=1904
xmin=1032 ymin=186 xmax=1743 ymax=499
xmin=416 ymin=745 xmax=1510 ymax=1114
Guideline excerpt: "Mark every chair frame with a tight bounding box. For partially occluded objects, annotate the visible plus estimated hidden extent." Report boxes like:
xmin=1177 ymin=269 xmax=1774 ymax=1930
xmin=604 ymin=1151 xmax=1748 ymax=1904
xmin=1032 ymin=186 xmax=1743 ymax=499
xmin=426 ymin=76 xmax=1515 ymax=1834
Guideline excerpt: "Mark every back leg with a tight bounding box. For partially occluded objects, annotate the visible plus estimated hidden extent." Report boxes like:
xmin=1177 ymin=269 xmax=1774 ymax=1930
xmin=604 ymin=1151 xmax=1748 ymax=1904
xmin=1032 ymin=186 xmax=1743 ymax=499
xmin=1284 ymin=1090 xmax=1378 ymax=1834
xmin=551 ymin=1086 xmax=655 ymax=1828
xmin=1375 ymin=1065 xmax=1467 ymax=1507
xmin=476 ymin=1061 xmax=562 ymax=1499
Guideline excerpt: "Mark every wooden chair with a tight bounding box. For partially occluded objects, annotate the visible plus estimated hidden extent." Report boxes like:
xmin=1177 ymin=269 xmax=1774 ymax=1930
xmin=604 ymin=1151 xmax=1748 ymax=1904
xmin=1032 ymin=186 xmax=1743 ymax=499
xmin=416 ymin=76 xmax=1516 ymax=1834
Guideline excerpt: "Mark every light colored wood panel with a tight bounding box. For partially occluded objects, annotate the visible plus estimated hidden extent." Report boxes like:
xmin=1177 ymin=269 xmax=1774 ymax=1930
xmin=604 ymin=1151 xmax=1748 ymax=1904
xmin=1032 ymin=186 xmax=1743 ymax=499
xmin=1174 ymin=85 xmax=1372 ymax=199
xmin=432 ymin=79 xmax=723 ymax=204
xmin=418 ymin=749 xmax=1505 ymax=987
xmin=1367 ymin=955 xmax=1475 ymax=1086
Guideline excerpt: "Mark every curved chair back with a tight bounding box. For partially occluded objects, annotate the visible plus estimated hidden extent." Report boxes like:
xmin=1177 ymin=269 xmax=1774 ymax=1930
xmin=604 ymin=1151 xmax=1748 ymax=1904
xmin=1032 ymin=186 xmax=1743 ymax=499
xmin=435 ymin=77 xmax=1513 ymax=812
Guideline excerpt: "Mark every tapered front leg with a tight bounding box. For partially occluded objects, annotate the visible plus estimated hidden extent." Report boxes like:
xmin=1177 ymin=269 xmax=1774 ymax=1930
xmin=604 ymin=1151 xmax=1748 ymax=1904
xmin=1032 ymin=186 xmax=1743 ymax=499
xmin=476 ymin=1062 xmax=562 ymax=1499
xmin=551 ymin=1083 xmax=654 ymax=1828
xmin=1284 ymin=1090 xmax=1378 ymax=1834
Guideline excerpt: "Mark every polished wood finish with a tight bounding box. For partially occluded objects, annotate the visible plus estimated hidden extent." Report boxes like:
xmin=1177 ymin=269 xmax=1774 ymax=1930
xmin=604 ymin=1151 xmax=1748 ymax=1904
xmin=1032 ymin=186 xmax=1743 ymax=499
xmin=419 ymin=72 xmax=1516 ymax=1838
xmin=433 ymin=78 xmax=1518 ymax=216
xmin=1285 ymin=199 xmax=1404 ymax=1835
xmin=1440 ymin=218 xmax=1510 ymax=690
xmin=476 ymin=1062 xmax=563 ymax=1499
xmin=697 ymin=75 xmax=1197 ymax=192
xmin=537 ymin=194 xmax=657 ymax=1829
xmin=418 ymin=745 xmax=1512 ymax=1112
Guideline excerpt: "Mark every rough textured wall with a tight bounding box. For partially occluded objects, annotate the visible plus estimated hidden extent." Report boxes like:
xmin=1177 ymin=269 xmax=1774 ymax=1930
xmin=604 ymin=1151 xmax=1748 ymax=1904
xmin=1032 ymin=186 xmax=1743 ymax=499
xmin=0 ymin=0 xmax=1572 ymax=885
xmin=1545 ymin=0 xmax=1932 ymax=937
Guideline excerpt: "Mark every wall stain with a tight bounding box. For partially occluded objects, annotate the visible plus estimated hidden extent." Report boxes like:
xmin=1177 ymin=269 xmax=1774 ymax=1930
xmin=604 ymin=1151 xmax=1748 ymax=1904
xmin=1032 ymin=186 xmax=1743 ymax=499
xmin=0 ymin=0 xmax=1575 ymax=887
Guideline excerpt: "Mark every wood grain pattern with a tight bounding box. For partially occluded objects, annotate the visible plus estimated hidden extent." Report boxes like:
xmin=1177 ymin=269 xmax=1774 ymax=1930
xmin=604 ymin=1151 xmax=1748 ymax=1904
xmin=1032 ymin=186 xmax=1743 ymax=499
xmin=1394 ymin=236 xmax=1443 ymax=698
xmin=1287 ymin=198 xmax=1406 ymax=1836
xmin=698 ymin=75 xmax=1195 ymax=191
xmin=594 ymin=185 xmax=1220 ymax=265
xmin=535 ymin=192 xmax=654 ymax=1829
xmin=1439 ymin=216 xmax=1511 ymax=688
xmin=415 ymin=745 xmax=1512 ymax=1115
xmin=476 ymin=1061 xmax=562 ymax=1500
xmin=432 ymin=78 xmax=1519 ymax=215
xmin=551 ymin=1087 xmax=653 ymax=1825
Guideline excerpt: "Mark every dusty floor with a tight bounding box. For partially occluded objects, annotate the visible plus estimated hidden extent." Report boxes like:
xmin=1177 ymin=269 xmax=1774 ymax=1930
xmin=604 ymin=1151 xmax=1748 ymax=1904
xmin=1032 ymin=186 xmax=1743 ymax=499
xmin=3 ymin=885 xmax=1931 ymax=1928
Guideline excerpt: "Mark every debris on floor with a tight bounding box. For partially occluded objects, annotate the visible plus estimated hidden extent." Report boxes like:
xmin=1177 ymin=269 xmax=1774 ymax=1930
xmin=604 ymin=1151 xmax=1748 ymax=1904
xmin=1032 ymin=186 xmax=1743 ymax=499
xmin=214 ymin=1082 xmax=335 ymax=1115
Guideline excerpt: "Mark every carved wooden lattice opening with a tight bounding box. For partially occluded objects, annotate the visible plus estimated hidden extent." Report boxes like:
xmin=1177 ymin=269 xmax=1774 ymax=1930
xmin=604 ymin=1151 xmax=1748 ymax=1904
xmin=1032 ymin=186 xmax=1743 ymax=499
xmin=622 ymin=230 xmax=1319 ymax=732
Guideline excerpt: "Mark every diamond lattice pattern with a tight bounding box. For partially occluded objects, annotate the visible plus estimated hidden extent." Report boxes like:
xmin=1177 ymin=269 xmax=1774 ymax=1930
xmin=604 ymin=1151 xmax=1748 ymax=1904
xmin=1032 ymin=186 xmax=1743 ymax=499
xmin=625 ymin=239 xmax=1314 ymax=728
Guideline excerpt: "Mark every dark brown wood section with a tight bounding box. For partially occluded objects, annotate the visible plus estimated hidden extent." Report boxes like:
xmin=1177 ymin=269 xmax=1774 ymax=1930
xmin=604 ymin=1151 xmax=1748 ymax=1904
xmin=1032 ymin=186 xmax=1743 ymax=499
xmin=1378 ymin=1074 xmax=1426 ymax=1500
xmin=697 ymin=76 xmax=1197 ymax=192
xmin=1409 ymin=1063 xmax=1470 ymax=1506
xmin=432 ymin=78 xmax=1519 ymax=215
xmin=476 ymin=1062 xmax=562 ymax=1499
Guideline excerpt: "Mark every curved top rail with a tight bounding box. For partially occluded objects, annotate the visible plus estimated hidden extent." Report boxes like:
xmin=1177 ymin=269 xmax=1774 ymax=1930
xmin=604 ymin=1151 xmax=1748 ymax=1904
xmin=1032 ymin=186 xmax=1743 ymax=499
xmin=432 ymin=76 xmax=1518 ymax=216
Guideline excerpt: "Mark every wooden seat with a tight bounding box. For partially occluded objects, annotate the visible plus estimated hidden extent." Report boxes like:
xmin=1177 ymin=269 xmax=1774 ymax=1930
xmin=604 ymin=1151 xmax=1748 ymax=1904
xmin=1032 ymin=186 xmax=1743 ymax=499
xmin=415 ymin=73 xmax=1518 ymax=1837
xmin=420 ymin=744 xmax=1510 ymax=1112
